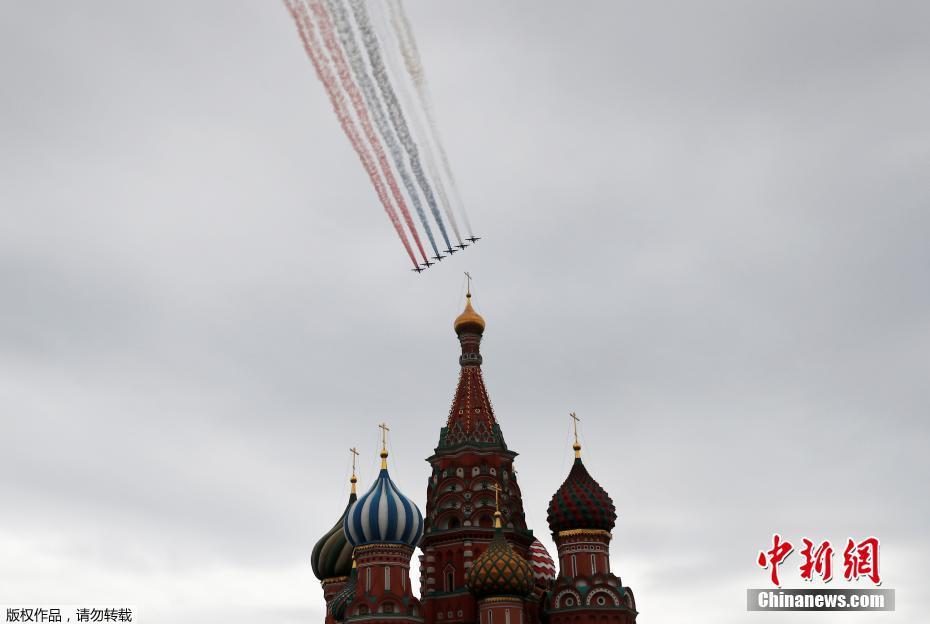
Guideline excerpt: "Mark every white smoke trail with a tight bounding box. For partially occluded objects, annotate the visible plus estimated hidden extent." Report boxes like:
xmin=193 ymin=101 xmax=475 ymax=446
xmin=385 ymin=0 xmax=474 ymax=238
xmin=346 ymin=0 xmax=461 ymax=251
xmin=321 ymin=0 xmax=440 ymax=260
xmin=370 ymin=0 xmax=460 ymax=250
xmin=284 ymin=0 xmax=419 ymax=268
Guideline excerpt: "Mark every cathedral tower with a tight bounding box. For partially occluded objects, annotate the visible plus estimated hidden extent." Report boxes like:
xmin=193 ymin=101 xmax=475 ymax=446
xmin=311 ymin=286 xmax=641 ymax=624
xmin=311 ymin=456 xmax=358 ymax=624
xmin=419 ymin=288 xmax=535 ymax=624
xmin=543 ymin=417 xmax=637 ymax=624
xmin=466 ymin=498 xmax=534 ymax=624
xmin=339 ymin=426 xmax=425 ymax=623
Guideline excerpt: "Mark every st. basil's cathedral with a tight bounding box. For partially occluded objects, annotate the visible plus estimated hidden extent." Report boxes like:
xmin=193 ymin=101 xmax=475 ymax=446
xmin=310 ymin=290 xmax=638 ymax=624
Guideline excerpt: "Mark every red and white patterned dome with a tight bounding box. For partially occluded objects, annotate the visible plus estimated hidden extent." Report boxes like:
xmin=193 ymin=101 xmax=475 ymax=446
xmin=528 ymin=538 xmax=557 ymax=588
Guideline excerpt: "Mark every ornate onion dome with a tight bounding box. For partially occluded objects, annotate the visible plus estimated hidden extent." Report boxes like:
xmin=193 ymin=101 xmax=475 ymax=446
xmin=311 ymin=488 xmax=356 ymax=581
xmin=454 ymin=291 xmax=486 ymax=335
xmin=329 ymin=562 xmax=358 ymax=621
xmin=344 ymin=443 xmax=424 ymax=547
xmin=466 ymin=518 xmax=534 ymax=598
xmin=528 ymin=538 xmax=557 ymax=588
xmin=547 ymin=457 xmax=617 ymax=534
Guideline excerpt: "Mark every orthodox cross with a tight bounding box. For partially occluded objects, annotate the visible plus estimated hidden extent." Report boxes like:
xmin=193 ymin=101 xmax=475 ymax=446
xmin=378 ymin=422 xmax=390 ymax=451
xmin=464 ymin=271 xmax=472 ymax=296
xmin=378 ymin=422 xmax=391 ymax=469
xmin=490 ymin=482 xmax=503 ymax=528
xmin=490 ymin=482 xmax=503 ymax=513
xmin=349 ymin=446 xmax=359 ymax=492
xmin=570 ymin=411 xmax=582 ymax=457
xmin=350 ymin=446 xmax=359 ymax=470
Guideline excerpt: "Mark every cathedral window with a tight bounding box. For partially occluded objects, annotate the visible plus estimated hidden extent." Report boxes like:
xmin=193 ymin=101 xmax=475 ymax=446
xmin=382 ymin=602 xmax=395 ymax=614
xmin=384 ymin=566 xmax=391 ymax=590
xmin=571 ymin=555 xmax=577 ymax=577
xmin=366 ymin=568 xmax=372 ymax=592
xmin=505 ymin=609 xmax=511 ymax=624
xmin=444 ymin=566 xmax=455 ymax=592
xmin=591 ymin=554 xmax=597 ymax=574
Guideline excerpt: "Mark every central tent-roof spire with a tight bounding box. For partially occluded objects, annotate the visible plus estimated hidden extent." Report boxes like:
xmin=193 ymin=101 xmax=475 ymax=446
xmin=441 ymin=276 xmax=504 ymax=449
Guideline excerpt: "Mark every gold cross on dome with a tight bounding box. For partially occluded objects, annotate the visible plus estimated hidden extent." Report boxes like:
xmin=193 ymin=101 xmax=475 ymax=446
xmin=378 ymin=422 xmax=391 ymax=468
xmin=349 ymin=447 xmax=359 ymax=475
xmin=464 ymin=272 xmax=472 ymax=296
xmin=490 ymin=483 xmax=503 ymax=512
xmin=378 ymin=423 xmax=390 ymax=452
xmin=349 ymin=446 xmax=359 ymax=492
xmin=570 ymin=411 xmax=582 ymax=458
xmin=490 ymin=483 xmax=504 ymax=528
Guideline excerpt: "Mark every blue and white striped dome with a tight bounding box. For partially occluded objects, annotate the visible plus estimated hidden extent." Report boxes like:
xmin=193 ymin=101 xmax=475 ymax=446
xmin=344 ymin=466 xmax=423 ymax=547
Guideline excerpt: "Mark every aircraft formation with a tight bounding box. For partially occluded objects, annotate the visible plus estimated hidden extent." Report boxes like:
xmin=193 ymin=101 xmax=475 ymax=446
xmin=285 ymin=0 xmax=479 ymax=273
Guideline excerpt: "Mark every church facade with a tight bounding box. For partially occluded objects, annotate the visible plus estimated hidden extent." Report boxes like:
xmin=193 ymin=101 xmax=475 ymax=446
xmin=311 ymin=292 xmax=638 ymax=624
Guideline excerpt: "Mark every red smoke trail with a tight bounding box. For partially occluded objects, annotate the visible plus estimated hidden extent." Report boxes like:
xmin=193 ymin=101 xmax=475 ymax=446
xmin=308 ymin=0 xmax=428 ymax=266
xmin=285 ymin=0 xmax=419 ymax=269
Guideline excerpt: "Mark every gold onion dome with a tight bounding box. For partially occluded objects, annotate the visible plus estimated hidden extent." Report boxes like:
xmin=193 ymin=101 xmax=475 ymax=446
xmin=454 ymin=292 xmax=485 ymax=335
xmin=466 ymin=518 xmax=534 ymax=598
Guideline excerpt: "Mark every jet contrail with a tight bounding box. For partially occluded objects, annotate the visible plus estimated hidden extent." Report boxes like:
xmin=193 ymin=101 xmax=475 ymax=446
xmin=371 ymin=0 xmax=461 ymax=248
xmin=319 ymin=0 xmax=441 ymax=261
xmin=346 ymin=0 xmax=458 ymax=252
xmin=385 ymin=0 xmax=474 ymax=238
xmin=284 ymin=0 xmax=419 ymax=268
xmin=305 ymin=0 xmax=428 ymax=265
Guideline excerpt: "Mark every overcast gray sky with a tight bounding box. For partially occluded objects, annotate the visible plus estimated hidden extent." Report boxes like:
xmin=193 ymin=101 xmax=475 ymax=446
xmin=1 ymin=1 xmax=928 ymax=623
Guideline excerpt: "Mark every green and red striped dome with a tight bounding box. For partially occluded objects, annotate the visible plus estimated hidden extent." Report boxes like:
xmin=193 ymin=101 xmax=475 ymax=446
xmin=547 ymin=457 xmax=616 ymax=533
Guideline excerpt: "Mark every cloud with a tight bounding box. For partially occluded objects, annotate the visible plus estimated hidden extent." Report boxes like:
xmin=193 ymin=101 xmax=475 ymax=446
xmin=1 ymin=1 xmax=927 ymax=622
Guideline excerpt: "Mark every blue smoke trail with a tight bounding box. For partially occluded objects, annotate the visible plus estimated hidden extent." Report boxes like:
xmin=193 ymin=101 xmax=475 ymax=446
xmin=322 ymin=0 xmax=440 ymax=259
xmin=346 ymin=0 xmax=455 ymax=252
xmin=371 ymin=0 xmax=464 ymax=248
xmin=385 ymin=0 xmax=474 ymax=238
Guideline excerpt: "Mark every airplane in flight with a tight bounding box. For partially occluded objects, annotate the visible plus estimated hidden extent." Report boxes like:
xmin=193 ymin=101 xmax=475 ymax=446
xmin=411 ymin=266 xmax=424 ymax=273
xmin=421 ymin=259 xmax=434 ymax=268
xmin=466 ymin=236 xmax=481 ymax=243
xmin=455 ymin=242 xmax=469 ymax=250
